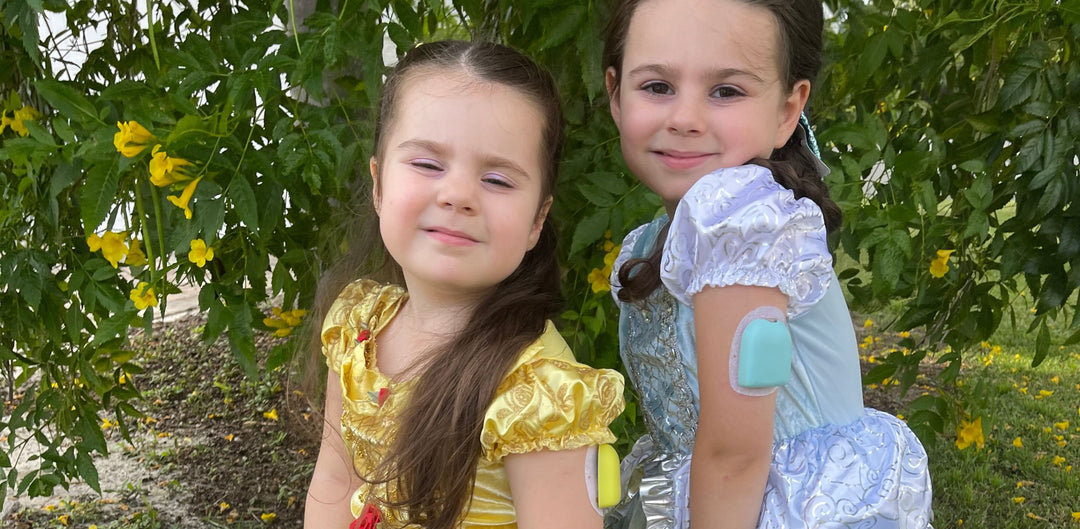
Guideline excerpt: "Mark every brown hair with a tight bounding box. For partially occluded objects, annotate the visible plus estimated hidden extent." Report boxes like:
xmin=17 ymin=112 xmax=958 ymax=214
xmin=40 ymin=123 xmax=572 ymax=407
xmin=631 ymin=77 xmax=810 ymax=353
xmin=305 ymin=40 xmax=565 ymax=529
xmin=605 ymin=0 xmax=842 ymax=302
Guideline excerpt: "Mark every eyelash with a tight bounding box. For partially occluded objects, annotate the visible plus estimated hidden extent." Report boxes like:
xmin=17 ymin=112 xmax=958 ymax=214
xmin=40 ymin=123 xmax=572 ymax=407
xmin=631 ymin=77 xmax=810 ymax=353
xmin=410 ymin=159 xmax=442 ymax=171
xmin=710 ymin=85 xmax=745 ymax=99
xmin=482 ymin=174 xmax=513 ymax=188
xmin=641 ymin=81 xmax=673 ymax=96
xmin=410 ymin=160 xmax=514 ymax=188
xmin=639 ymin=82 xmax=745 ymax=100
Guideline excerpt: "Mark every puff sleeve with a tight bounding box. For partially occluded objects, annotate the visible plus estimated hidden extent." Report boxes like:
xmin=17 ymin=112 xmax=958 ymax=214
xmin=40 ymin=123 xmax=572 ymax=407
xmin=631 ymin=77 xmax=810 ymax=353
xmin=660 ymin=165 xmax=832 ymax=317
xmin=480 ymin=325 xmax=625 ymax=462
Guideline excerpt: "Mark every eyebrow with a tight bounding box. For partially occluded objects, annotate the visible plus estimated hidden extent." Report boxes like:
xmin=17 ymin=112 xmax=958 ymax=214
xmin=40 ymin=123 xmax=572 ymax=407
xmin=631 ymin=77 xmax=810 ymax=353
xmin=626 ymin=63 xmax=766 ymax=84
xmin=395 ymin=139 xmax=534 ymax=179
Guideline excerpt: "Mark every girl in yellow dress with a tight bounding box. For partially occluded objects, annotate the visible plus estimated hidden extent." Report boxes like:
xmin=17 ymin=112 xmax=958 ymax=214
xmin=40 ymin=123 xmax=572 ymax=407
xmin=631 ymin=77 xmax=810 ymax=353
xmin=304 ymin=40 xmax=625 ymax=529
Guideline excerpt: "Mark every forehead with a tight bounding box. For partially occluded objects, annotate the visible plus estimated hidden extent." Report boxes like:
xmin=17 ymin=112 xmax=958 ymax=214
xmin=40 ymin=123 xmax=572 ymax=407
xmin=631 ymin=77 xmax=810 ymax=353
xmin=386 ymin=70 xmax=547 ymax=172
xmin=624 ymin=0 xmax=780 ymax=77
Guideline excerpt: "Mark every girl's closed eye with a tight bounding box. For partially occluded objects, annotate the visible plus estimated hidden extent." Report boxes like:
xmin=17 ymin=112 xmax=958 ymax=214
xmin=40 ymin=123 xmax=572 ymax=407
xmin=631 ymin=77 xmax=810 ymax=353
xmin=641 ymin=81 xmax=674 ymax=96
xmin=482 ymin=173 xmax=514 ymax=188
xmin=410 ymin=158 xmax=443 ymax=171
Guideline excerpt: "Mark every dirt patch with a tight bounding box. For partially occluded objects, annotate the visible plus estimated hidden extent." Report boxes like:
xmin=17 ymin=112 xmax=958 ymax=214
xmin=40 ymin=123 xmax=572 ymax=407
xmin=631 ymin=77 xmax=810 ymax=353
xmin=3 ymin=315 xmax=322 ymax=528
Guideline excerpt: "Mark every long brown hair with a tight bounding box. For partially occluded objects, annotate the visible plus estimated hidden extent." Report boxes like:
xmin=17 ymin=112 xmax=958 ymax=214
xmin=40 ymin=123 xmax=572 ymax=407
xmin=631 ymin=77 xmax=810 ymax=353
xmin=306 ymin=40 xmax=565 ymax=528
xmin=605 ymin=0 xmax=842 ymax=302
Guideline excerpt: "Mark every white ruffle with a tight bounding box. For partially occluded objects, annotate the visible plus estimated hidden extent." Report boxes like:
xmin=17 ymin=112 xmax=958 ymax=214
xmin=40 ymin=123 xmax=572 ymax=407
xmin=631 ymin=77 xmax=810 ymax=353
xmin=660 ymin=165 xmax=832 ymax=317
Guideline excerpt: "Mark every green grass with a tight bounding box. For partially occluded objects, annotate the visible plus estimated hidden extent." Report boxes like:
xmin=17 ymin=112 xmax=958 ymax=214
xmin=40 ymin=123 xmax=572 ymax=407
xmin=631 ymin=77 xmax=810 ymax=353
xmin=862 ymin=298 xmax=1080 ymax=528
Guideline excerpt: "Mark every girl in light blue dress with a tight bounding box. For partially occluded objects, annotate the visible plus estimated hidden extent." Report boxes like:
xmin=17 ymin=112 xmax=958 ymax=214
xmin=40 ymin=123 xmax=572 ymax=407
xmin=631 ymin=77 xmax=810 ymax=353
xmin=600 ymin=0 xmax=934 ymax=527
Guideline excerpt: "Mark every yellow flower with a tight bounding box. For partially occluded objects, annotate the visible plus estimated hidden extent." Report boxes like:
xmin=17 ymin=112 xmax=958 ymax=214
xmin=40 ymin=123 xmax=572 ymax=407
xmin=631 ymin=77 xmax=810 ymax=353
xmin=130 ymin=281 xmax=157 ymax=310
xmin=225 ymin=433 xmax=235 ymax=442
xmin=279 ymin=308 xmax=307 ymax=327
xmin=167 ymin=176 xmax=202 ymax=219
xmin=955 ymin=417 xmax=984 ymax=451
xmin=260 ymin=512 xmax=276 ymax=523
xmin=220 ymin=502 xmax=230 ymax=512
xmin=188 ymin=238 xmax=215 ymax=267
xmin=113 ymin=121 xmax=154 ymax=157
xmin=1072 ymin=512 xmax=1080 ymax=522
xmin=1012 ymin=437 xmax=1023 ymax=448
xmin=898 ymin=331 xmax=910 ymax=338
xmin=87 ymin=231 xmax=129 ymax=268
xmin=1052 ymin=376 xmax=1061 ymax=384
xmin=1 ymin=105 xmax=40 ymax=137
xmin=263 ymin=409 xmax=279 ymax=421
xmin=863 ymin=318 xmax=873 ymax=328
xmin=588 ymin=267 xmax=610 ymax=293
xmin=1056 ymin=421 xmax=1070 ymax=431
xmin=125 ymin=238 xmax=147 ymax=266
xmin=149 ymin=144 xmax=193 ymax=186
xmin=1053 ymin=456 xmax=1066 ymax=466
xmin=1038 ymin=390 xmax=1054 ymax=398
xmin=263 ymin=307 xmax=307 ymax=337
xmin=58 ymin=514 xmax=69 ymax=526
xmin=929 ymin=249 xmax=953 ymax=278
xmin=1012 ymin=497 xmax=1025 ymax=504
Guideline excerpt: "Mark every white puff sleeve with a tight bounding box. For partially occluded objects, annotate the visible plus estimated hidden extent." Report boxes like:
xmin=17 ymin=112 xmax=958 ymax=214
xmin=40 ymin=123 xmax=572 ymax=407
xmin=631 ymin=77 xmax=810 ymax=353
xmin=660 ymin=165 xmax=832 ymax=317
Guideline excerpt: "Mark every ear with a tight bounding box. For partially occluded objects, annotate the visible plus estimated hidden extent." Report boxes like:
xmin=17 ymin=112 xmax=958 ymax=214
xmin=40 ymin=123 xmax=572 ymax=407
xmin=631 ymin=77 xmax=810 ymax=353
xmin=605 ymin=67 xmax=622 ymax=128
xmin=369 ymin=157 xmax=381 ymax=215
xmin=775 ymin=79 xmax=812 ymax=149
xmin=527 ymin=196 xmax=553 ymax=250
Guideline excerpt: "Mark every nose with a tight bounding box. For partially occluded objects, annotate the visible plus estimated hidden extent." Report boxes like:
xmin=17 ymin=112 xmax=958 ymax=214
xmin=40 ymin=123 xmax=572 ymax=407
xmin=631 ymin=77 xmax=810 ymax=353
xmin=667 ymin=95 xmax=705 ymax=136
xmin=436 ymin=169 xmax=477 ymax=213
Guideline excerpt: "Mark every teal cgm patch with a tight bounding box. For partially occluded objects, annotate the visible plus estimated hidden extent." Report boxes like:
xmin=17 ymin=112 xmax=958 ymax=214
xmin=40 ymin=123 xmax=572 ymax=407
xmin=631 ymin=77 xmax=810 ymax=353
xmin=737 ymin=319 xmax=793 ymax=388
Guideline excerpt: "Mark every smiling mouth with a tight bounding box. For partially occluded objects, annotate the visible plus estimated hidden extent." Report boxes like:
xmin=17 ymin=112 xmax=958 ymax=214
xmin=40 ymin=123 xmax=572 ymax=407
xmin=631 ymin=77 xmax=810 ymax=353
xmin=653 ymin=150 xmax=714 ymax=169
xmin=424 ymin=227 xmax=479 ymax=245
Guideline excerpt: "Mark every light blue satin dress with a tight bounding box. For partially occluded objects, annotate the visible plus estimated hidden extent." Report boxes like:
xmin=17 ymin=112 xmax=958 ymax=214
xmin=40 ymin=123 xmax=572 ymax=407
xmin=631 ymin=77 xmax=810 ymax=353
xmin=605 ymin=166 xmax=933 ymax=529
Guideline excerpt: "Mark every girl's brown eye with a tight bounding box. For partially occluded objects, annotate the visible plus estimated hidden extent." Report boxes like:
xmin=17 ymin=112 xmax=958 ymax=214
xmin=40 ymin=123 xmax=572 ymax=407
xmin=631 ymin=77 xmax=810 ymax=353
xmin=642 ymin=81 xmax=674 ymax=95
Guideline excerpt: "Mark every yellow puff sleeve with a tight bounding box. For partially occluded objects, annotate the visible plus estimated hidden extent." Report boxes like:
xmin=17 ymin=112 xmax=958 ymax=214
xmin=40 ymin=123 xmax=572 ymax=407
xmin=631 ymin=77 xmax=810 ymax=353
xmin=480 ymin=322 xmax=625 ymax=462
xmin=321 ymin=278 xmax=404 ymax=375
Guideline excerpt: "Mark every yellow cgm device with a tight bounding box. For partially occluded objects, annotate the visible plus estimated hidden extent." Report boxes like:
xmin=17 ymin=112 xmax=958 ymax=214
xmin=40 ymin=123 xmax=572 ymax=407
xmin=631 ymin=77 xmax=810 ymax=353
xmin=596 ymin=444 xmax=621 ymax=508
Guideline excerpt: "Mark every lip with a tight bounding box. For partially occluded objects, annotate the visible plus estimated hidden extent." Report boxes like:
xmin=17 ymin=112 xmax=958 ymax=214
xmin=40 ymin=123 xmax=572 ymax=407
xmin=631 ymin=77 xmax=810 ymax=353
xmin=653 ymin=150 xmax=715 ymax=171
xmin=423 ymin=226 xmax=479 ymax=246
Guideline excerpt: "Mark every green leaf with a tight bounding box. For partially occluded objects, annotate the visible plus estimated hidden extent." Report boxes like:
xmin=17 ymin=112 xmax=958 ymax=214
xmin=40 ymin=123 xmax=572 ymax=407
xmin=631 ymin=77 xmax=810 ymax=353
xmin=570 ymin=209 xmax=610 ymax=256
xmin=1032 ymin=320 xmax=1050 ymax=367
xmin=997 ymin=66 xmax=1036 ymax=110
xmin=855 ymin=32 xmax=888 ymax=84
xmin=538 ymin=5 xmax=586 ymax=51
xmin=79 ymin=164 xmax=120 ymax=234
xmin=91 ymin=311 xmax=137 ymax=346
xmin=228 ymin=304 xmax=259 ymax=379
xmin=577 ymin=183 xmax=615 ymax=207
xmin=963 ymin=174 xmax=992 ymax=211
xmin=34 ymin=79 xmax=99 ymax=125
xmin=228 ymin=176 xmax=259 ymax=234
xmin=75 ymin=449 xmax=100 ymax=494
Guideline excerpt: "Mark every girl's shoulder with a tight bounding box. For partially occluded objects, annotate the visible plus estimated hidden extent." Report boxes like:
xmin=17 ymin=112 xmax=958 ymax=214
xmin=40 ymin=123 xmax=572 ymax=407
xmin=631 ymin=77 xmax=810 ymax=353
xmin=661 ymin=165 xmax=832 ymax=316
xmin=324 ymin=279 xmax=405 ymax=332
xmin=321 ymin=279 xmax=405 ymax=373
xmin=481 ymin=322 xmax=625 ymax=460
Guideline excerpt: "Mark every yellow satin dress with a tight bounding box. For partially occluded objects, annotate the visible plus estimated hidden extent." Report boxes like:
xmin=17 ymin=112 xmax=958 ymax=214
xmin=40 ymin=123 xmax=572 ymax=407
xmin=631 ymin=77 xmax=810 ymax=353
xmin=322 ymin=279 xmax=625 ymax=527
